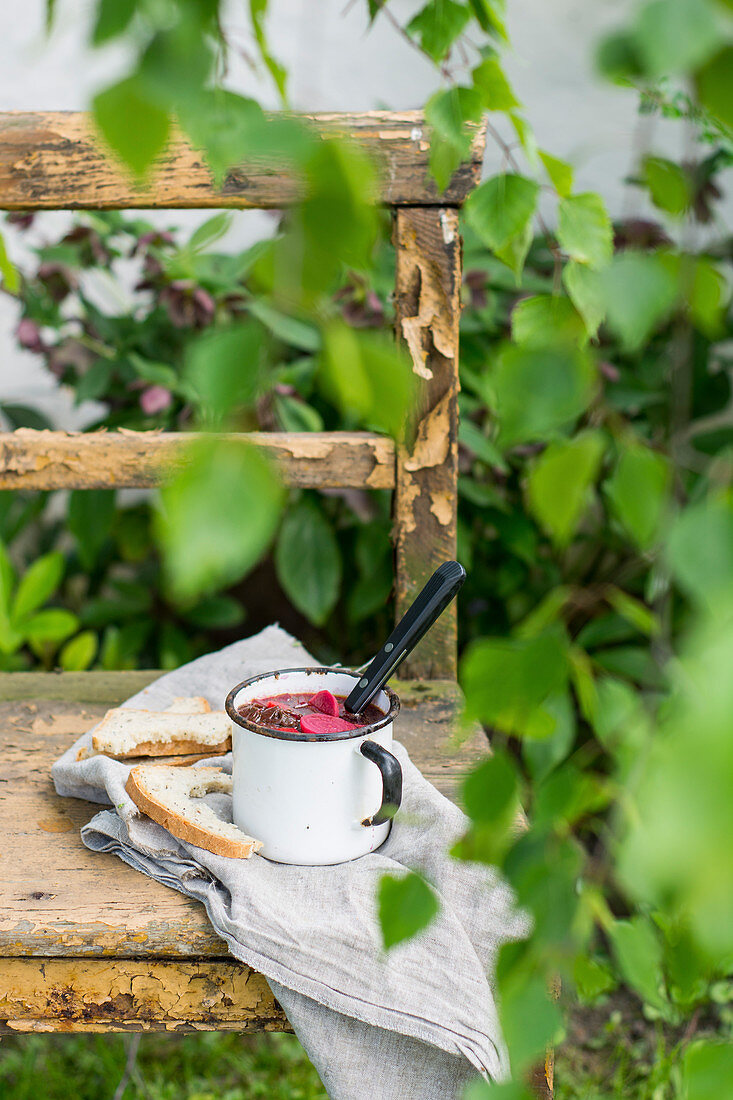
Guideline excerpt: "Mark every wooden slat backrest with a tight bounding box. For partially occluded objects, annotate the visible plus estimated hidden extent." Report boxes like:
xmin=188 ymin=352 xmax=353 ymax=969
xmin=0 ymin=110 xmax=487 ymax=678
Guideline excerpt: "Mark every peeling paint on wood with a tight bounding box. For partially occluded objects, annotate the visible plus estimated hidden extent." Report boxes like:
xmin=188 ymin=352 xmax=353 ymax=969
xmin=0 ymin=430 xmax=395 ymax=491
xmin=0 ymin=111 xmax=486 ymax=210
xmin=393 ymin=208 xmax=461 ymax=680
xmin=0 ymin=958 xmax=287 ymax=1030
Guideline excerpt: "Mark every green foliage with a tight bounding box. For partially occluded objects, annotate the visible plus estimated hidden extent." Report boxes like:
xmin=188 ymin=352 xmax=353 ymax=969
xmin=464 ymin=174 xmax=538 ymax=276
xmin=275 ymin=498 xmax=342 ymax=626
xmin=156 ymin=439 xmax=285 ymax=601
xmin=378 ymin=872 xmax=440 ymax=950
xmin=604 ymin=442 xmax=671 ymax=551
xmin=525 ymin=431 xmax=606 ymax=547
xmin=407 ymin=1 xmax=471 ymax=62
xmin=557 ymin=193 xmax=614 ymax=270
xmin=490 ymin=344 xmax=596 ymax=447
xmin=0 ymin=542 xmax=80 ymax=669
xmin=93 ymin=75 xmax=170 ymax=177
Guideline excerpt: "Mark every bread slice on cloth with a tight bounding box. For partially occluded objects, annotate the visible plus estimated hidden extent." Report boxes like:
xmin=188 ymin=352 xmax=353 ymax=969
xmin=77 ymin=697 xmax=217 ymax=761
xmin=125 ymin=764 xmax=261 ymax=859
xmin=92 ymin=709 xmax=231 ymax=760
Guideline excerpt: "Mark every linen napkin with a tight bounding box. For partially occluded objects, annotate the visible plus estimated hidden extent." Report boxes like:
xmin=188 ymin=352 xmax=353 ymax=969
xmin=52 ymin=625 xmax=528 ymax=1100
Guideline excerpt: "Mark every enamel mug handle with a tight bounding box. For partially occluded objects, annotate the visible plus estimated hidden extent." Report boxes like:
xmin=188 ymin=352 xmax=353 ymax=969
xmin=360 ymin=740 xmax=402 ymax=827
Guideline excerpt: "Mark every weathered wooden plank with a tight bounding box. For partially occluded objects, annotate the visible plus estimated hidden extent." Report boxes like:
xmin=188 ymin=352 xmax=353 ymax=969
xmin=393 ymin=208 xmax=461 ymax=680
xmin=0 ymin=957 xmax=286 ymax=1032
xmin=0 ymin=675 xmax=484 ymax=958
xmin=0 ymin=111 xmax=486 ymax=210
xmin=0 ymin=429 xmax=395 ymax=490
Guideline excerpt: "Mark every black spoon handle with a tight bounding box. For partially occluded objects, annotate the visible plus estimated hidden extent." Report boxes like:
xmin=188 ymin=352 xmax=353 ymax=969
xmin=345 ymin=560 xmax=466 ymax=714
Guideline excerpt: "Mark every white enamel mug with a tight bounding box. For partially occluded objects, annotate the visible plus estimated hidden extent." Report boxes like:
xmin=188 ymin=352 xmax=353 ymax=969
xmin=225 ymin=667 xmax=402 ymax=865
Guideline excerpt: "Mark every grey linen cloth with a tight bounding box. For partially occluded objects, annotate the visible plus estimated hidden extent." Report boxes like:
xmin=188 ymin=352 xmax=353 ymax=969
xmin=52 ymin=626 xmax=527 ymax=1100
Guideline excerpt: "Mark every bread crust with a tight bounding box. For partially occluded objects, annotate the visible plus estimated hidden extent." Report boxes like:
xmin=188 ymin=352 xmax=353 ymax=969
xmin=125 ymin=766 xmax=260 ymax=859
xmin=103 ymin=736 xmax=231 ymax=760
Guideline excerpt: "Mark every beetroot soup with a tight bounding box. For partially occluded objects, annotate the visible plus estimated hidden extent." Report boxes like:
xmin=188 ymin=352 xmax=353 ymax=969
xmin=236 ymin=689 xmax=384 ymax=736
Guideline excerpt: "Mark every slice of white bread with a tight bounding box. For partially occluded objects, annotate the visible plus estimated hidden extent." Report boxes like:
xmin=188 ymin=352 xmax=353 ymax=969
xmin=165 ymin=696 xmax=211 ymax=714
xmin=125 ymin=765 xmax=261 ymax=858
xmin=92 ymin=709 xmax=231 ymax=759
xmin=77 ymin=697 xmax=215 ymax=761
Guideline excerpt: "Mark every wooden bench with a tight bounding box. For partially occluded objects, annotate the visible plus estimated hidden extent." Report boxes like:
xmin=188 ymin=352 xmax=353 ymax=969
xmin=0 ymin=110 xmax=553 ymax=1097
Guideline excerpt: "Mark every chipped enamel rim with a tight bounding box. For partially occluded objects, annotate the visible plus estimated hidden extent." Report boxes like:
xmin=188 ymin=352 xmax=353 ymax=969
xmin=225 ymin=666 xmax=400 ymax=742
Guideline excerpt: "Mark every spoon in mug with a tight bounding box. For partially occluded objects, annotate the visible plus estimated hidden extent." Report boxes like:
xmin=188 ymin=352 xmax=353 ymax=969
xmin=344 ymin=560 xmax=466 ymax=716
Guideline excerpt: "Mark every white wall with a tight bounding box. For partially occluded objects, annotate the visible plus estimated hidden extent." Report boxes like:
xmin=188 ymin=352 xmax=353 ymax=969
xmin=1 ymin=0 xmax=726 ymax=425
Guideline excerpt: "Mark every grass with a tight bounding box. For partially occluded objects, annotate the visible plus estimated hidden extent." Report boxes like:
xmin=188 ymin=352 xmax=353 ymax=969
xmin=555 ymin=989 xmax=732 ymax=1100
xmin=0 ymin=1032 xmax=328 ymax=1100
xmin=3 ymin=991 xmax=731 ymax=1099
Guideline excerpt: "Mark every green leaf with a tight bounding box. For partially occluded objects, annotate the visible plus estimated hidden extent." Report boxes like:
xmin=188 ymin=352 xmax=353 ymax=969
xmin=471 ymin=56 xmax=518 ymax=111
xmin=642 ymin=156 xmax=691 ymax=217
xmin=378 ymin=872 xmax=440 ymax=950
xmin=539 ymin=151 xmax=573 ymax=198
xmin=604 ymin=443 xmax=671 ymax=550
xmin=569 ymin=644 xmax=599 ymax=723
xmin=464 ymin=175 xmax=539 ymax=277
xmin=275 ymin=498 xmax=342 ymax=626
xmin=273 ymin=140 xmax=378 ymax=301
xmin=407 ymin=1 xmax=471 ymax=63
xmin=666 ymin=498 xmax=733 ymax=612
xmin=682 ymin=1041 xmax=733 ymax=1100
xmin=25 ymin=608 xmax=78 ymax=645
xmin=463 ymin=750 xmax=519 ymax=824
xmin=0 ymin=404 xmax=53 ymax=431
xmin=247 ymin=300 xmax=321 ymax=352
xmin=74 ymin=361 xmax=113 ymax=405
xmin=689 ymin=257 xmax=729 ymax=337
xmin=557 ymin=193 xmax=613 ymax=269
xmin=156 ymin=438 xmax=284 ymax=601
xmin=608 ymin=917 xmax=669 ymax=1013
xmin=601 ymin=252 xmax=679 ymax=351
xmin=453 ymin=749 xmax=520 ymax=863
xmin=606 ymin=587 xmax=660 ymax=637
xmin=491 ymin=345 xmax=597 ymax=449
xmin=59 ymin=631 xmax=98 ymax=671
xmin=178 ymin=91 xmax=299 ymax=186
xmin=319 ymin=323 xmax=414 ymax=440
xmin=526 ymin=430 xmax=606 ymax=547
xmin=0 ymin=540 xmax=16 ymax=615
xmin=185 ymin=322 xmax=263 ymax=425
xmin=249 ymin=0 xmax=288 ymax=102
xmin=183 ymin=595 xmax=245 ymax=630
xmin=139 ymin=25 xmax=213 ymax=108
xmin=562 ymin=261 xmax=606 ymax=340
xmin=12 ymin=552 xmax=64 ymax=623
xmin=467 ymin=0 xmax=508 ymax=40
xmin=511 ymin=295 xmax=587 ymax=349
xmin=93 ymin=74 xmax=170 ymax=178
xmin=127 ymin=354 xmax=180 ymax=392
xmin=68 ymin=490 xmax=116 ymax=570
xmin=425 ymin=87 xmax=480 ymax=192
xmin=573 ymin=954 xmax=617 ymax=1003
xmin=91 ymin=0 xmax=136 ymax=45
xmin=696 ymin=47 xmax=733 ymax=129
xmin=0 ymin=230 xmax=20 ymax=294
xmin=523 ymin=692 xmax=576 ymax=782
xmin=634 ymin=0 xmax=720 ymax=79
xmin=188 ymin=212 xmax=232 ymax=252
xmin=460 ymin=627 xmax=568 ymax=737
xmin=459 ymin=418 xmax=507 ymax=468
